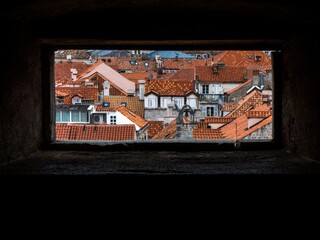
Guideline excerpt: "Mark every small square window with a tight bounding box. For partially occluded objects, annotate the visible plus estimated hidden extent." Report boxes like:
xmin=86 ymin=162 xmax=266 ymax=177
xmin=121 ymin=102 xmax=127 ymax=107
xmin=103 ymin=102 xmax=110 ymax=107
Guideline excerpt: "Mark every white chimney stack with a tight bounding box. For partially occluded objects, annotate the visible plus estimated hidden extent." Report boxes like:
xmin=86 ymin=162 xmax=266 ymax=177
xmin=103 ymin=81 xmax=110 ymax=96
xmin=138 ymin=80 xmax=145 ymax=100
xmin=70 ymin=68 xmax=78 ymax=80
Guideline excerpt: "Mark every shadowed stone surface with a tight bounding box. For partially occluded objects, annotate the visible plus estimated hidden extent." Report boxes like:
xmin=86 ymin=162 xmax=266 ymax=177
xmin=1 ymin=150 xmax=320 ymax=175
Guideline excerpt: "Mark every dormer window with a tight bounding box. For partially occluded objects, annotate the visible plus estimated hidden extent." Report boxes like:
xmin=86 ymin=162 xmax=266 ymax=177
xmin=72 ymin=96 xmax=82 ymax=105
xmin=255 ymin=55 xmax=262 ymax=62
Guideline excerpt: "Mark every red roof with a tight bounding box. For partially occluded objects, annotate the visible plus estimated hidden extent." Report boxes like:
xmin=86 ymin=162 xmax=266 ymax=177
xmin=226 ymin=90 xmax=263 ymax=118
xmin=213 ymin=51 xmax=272 ymax=70
xmin=116 ymin=106 xmax=148 ymax=129
xmin=145 ymin=80 xmax=195 ymax=96
xmin=148 ymin=121 xmax=164 ymax=139
xmin=169 ymin=69 xmax=195 ymax=81
xmin=195 ymin=66 xmax=252 ymax=83
xmin=56 ymin=123 xmax=135 ymax=141
xmin=162 ymin=59 xmax=210 ymax=69
xmin=193 ymin=129 xmax=223 ymax=139
xmin=54 ymin=61 xmax=92 ymax=81
xmin=55 ymin=86 xmax=99 ymax=104
xmin=152 ymin=120 xmax=177 ymax=140
xmin=121 ymin=71 xmax=157 ymax=90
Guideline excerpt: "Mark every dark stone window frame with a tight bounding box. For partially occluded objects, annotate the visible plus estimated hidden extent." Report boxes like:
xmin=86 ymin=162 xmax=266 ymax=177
xmin=42 ymin=40 xmax=282 ymax=152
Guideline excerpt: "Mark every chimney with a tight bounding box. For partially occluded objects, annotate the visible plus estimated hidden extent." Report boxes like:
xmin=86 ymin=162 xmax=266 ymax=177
xmin=70 ymin=68 xmax=78 ymax=80
xmin=259 ymin=71 xmax=265 ymax=89
xmin=66 ymin=54 xmax=72 ymax=62
xmin=103 ymin=81 xmax=110 ymax=96
xmin=212 ymin=65 xmax=218 ymax=74
xmin=138 ymin=80 xmax=145 ymax=100
xmin=167 ymin=102 xmax=174 ymax=116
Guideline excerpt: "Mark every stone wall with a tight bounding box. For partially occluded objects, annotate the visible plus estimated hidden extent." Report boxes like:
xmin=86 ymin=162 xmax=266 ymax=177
xmin=244 ymin=123 xmax=272 ymax=140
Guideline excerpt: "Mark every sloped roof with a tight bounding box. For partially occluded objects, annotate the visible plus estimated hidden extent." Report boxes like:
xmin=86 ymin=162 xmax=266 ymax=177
xmin=195 ymin=66 xmax=252 ymax=83
xmin=226 ymin=79 xmax=253 ymax=95
xmin=79 ymin=61 xmax=135 ymax=94
xmin=213 ymin=51 xmax=271 ymax=69
xmin=56 ymin=123 xmax=135 ymax=141
xmin=226 ymin=90 xmax=263 ymax=118
xmin=147 ymin=121 xmax=164 ymax=139
xmin=103 ymin=96 xmax=144 ymax=117
xmin=193 ymin=129 xmax=223 ymax=139
xmin=145 ymin=80 xmax=194 ymax=96
xmin=169 ymin=69 xmax=195 ymax=81
xmin=54 ymin=61 xmax=92 ymax=81
xmin=162 ymin=59 xmax=210 ymax=69
xmin=55 ymin=87 xmax=99 ymax=104
xmin=220 ymin=115 xmax=272 ymax=140
xmin=152 ymin=120 xmax=177 ymax=140
xmin=121 ymin=71 xmax=156 ymax=90
xmin=116 ymin=106 xmax=148 ymax=129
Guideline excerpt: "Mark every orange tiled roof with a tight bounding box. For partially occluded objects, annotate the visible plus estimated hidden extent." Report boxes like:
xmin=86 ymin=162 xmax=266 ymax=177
xmin=76 ymin=61 xmax=104 ymax=79
xmin=222 ymin=102 xmax=238 ymax=112
xmin=121 ymin=71 xmax=157 ymax=90
xmin=145 ymin=80 xmax=194 ymax=96
xmin=55 ymin=89 xmax=69 ymax=97
xmin=116 ymin=106 xmax=148 ymax=129
xmin=213 ymin=51 xmax=271 ymax=69
xmin=162 ymin=59 xmax=210 ymax=69
xmin=148 ymin=121 xmax=164 ymax=139
xmin=100 ymin=58 xmax=157 ymax=72
xmin=226 ymin=90 xmax=263 ymax=118
xmin=103 ymin=96 xmax=144 ymax=118
xmin=54 ymin=61 xmax=92 ymax=81
xmin=95 ymin=106 xmax=117 ymax=112
xmin=246 ymin=110 xmax=272 ymax=118
xmin=220 ymin=115 xmax=272 ymax=140
xmin=204 ymin=117 xmax=235 ymax=124
xmin=195 ymin=66 xmax=253 ymax=83
xmin=169 ymin=69 xmax=195 ymax=81
xmin=193 ymin=129 xmax=223 ymax=139
xmin=56 ymin=123 xmax=135 ymax=141
xmin=152 ymin=120 xmax=177 ymax=140
xmin=55 ymin=86 xmax=99 ymax=104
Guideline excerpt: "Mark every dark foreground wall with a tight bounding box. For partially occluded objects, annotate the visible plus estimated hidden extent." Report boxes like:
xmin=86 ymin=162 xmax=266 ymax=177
xmin=282 ymin=33 xmax=320 ymax=160
xmin=1 ymin=1 xmax=320 ymax=164
xmin=0 ymin=19 xmax=42 ymax=163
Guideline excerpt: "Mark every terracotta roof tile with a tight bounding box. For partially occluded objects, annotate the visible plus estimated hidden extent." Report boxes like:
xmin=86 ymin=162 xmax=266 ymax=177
xmin=213 ymin=51 xmax=271 ymax=70
xmin=204 ymin=117 xmax=235 ymax=123
xmin=221 ymin=102 xmax=238 ymax=112
xmin=121 ymin=71 xmax=157 ymax=90
xmin=148 ymin=121 xmax=164 ymax=139
xmin=116 ymin=106 xmax=148 ymax=129
xmin=103 ymin=96 xmax=144 ymax=117
xmin=152 ymin=120 xmax=177 ymax=140
xmin=56 ymin=124 xmax=135 ymax=141
xmin=145 ymin=80 xmax=194 ymax=96
xmin=55 ymin=61 xmax=92 ymax=81
xmin=162 ymin=59 xmax=210 ymax=69
xmin=99 ymin=57 xmax=157 ymax=72
xmin=193 ymin=129 xmax=223 ymax=139
xmin=195 ymin=66 xmax=252 ymax=83
xmin=55 ymin=87 xmax=99 ymax=104
xmin=226 ymin=90 xmax=263 ymax=118
xmin=169 ymin=69 xmax=195 ymax=81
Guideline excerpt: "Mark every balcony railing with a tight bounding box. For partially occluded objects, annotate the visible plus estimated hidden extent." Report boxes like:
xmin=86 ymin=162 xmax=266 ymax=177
xmin=199 ymin=94 xmax=221 ymax=103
